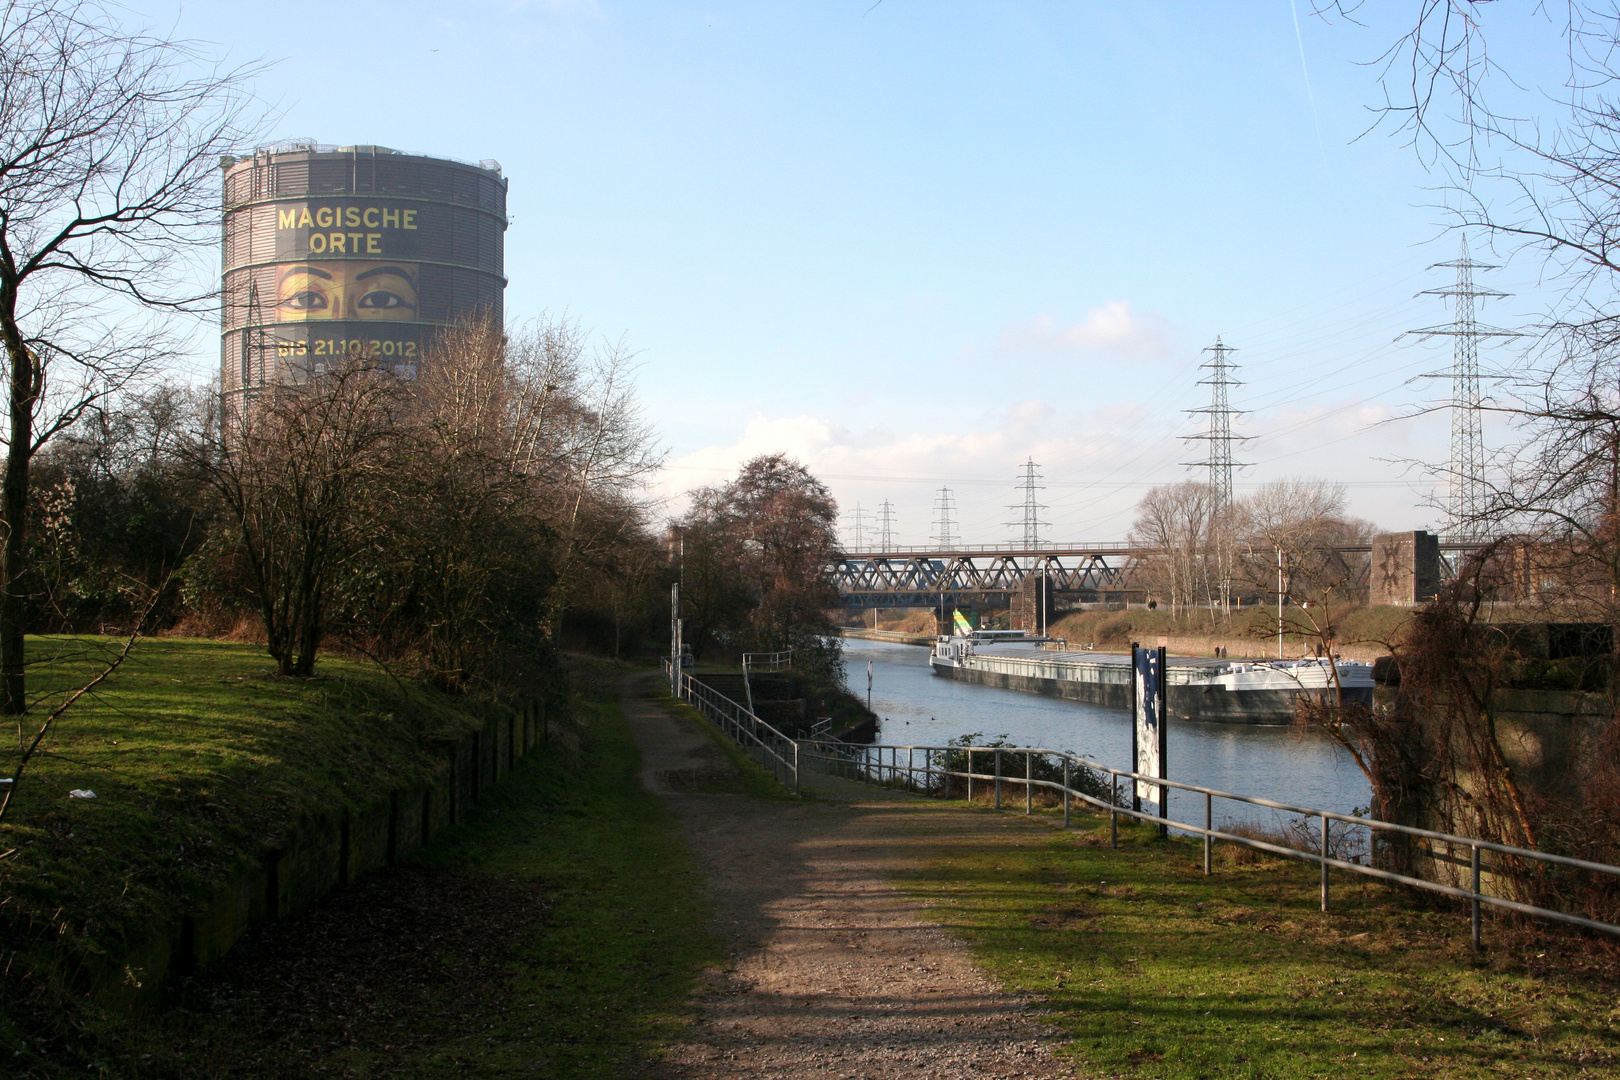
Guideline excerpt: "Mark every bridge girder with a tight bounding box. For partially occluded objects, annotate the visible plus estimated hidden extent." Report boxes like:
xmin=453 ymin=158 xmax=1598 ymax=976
xmin=832 ymin=549 xmax=1134 ymax=609
xmin=830 ymin=542 xmax=1483 ymax=610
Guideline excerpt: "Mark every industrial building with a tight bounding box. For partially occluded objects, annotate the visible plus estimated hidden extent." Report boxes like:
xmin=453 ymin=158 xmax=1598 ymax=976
xmin=220 ymin=143 xmax=507 ymax=401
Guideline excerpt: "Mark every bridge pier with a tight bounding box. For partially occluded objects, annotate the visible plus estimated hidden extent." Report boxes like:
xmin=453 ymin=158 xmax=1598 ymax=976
xmin=1012 ymin=574 xmax=1056 ymax=634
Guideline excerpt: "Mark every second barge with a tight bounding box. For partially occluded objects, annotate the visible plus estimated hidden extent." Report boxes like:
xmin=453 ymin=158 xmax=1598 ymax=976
xmin=930 ymin=631 xmax=1374 ymax=724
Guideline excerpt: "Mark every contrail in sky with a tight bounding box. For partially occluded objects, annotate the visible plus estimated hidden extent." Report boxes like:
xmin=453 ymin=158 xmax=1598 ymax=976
xmin=1289 ymin=0 xmax=1330 ymax=171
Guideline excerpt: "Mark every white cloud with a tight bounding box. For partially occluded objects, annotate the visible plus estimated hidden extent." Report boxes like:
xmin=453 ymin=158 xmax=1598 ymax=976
xmin=654 ymin=394 xmax=1450 ymax=544
xmin=999 ymin=301 xmax=1171 ymax=360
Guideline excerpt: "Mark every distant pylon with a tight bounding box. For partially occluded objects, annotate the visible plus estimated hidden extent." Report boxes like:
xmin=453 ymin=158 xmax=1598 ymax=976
xmin=930 ymin=487 xmax=959 ymax=549
xmin=845 ymin=503 xmax=870 ymax=550
xmin=877 ymin=499 xmax=897 ymax=552
xmin=1409 ymin=234 xmax=1520 ymax=541
xmin=1005 ymin=458 xmax=1049 ymax=546
xmin=1182 ymin=337 xmax=1251 ymax=514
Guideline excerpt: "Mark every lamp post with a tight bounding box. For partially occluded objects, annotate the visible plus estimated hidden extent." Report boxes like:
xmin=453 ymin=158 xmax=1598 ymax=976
xmin=1276 ymin=547 xmax=1283 ymax=660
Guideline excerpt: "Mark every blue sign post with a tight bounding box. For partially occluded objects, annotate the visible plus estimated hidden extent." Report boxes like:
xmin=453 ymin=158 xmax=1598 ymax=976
xmin=1130 ymin=643 xmax=1169 ymax=836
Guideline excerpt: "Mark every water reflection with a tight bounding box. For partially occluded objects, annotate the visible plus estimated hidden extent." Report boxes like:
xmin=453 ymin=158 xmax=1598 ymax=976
xmin=842 ymin=637 xmax=1371 ymax=829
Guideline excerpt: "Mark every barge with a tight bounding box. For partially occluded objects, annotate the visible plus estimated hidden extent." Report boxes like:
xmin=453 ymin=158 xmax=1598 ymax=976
xmin=929 ymin=631 xmax=1374 ymax=724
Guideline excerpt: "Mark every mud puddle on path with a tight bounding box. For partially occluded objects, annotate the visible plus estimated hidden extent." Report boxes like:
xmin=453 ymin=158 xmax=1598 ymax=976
xmin=622 ymin=678 xmax=1082 ymax=1080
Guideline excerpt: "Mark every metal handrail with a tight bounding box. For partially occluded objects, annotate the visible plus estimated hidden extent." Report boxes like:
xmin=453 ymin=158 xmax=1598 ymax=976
xmin=663 ymin=660 xmax=800 ymax=795
xmin=795 ymin=739 xmax=1620 ymax=946
xmin=742 ymin=649 xmax=794 ymax=672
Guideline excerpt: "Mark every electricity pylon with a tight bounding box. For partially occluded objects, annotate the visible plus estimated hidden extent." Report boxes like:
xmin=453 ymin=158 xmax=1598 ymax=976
xmin=930 ymin=487 xmax=959 ymax=549
xmin=845 ymin=503 xmax=870 ymax=550
xmin=1409 ymin=235 xmax=1520 ymax=541
xmin=877 ymin=499 xmax=897 ymax=552
xmin=1182 ymin=337 xmax=1251 ymax=515
xmin=1006 ymin=458 xmax=1049 ymax=546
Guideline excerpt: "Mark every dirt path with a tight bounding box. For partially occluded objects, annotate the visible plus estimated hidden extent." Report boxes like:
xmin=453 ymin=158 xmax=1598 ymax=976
xmin=622 ymin=678 xmax=1083 ymax=1080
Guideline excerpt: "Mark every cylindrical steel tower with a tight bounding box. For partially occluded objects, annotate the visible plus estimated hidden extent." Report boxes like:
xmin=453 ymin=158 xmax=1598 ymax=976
xmin=220 ymin=143 xmax=507 ymax=398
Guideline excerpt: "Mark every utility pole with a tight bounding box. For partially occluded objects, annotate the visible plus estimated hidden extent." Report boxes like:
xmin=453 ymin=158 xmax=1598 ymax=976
xmin=877 ymin=499 xmax=897 ymax=553
xmin=670 ymin=582 xmax=681 ymax=696
xmin=1409 ymin=235 xmax=1520 ymax=541
xmin=1006 ymin=458 xmax=1049 ymax=547
xmin=930 ymin=487 xmax=959 ymax=549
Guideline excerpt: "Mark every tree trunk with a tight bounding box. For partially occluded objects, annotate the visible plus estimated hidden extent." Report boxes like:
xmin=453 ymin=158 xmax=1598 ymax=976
xmin=0 ymin=334 xmax=35 ymax=715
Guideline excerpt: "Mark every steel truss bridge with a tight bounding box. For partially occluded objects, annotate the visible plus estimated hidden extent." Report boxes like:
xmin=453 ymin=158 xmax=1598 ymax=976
xmin=832 ymin=544 xmax=1134 ymax=609
xmin=832 ymin=541 xmax=1482 ymax=609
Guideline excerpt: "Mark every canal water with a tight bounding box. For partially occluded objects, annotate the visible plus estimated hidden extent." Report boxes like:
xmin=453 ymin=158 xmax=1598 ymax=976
xmin=841 ymin=637 xmax=1372 ymax=831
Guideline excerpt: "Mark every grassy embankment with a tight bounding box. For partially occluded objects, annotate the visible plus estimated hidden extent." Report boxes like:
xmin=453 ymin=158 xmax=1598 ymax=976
xmin=2 ymin=644 xmax=724 ymax=1078
xmin=903 ymin=798 xmax=1620 ymax=1078
xmin=872 ymin=605 xmax=1418 ymax=659
xmin=1045 ymin=604 xmax=1416 ymax=662
xmin=1 ymin=637 xmax=486 ymax=1001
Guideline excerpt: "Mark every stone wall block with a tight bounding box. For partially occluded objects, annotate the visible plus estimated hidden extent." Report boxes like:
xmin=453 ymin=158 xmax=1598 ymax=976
xmin=192 ymin=860 xmax=268 ymax=969
xmin=276 ymin=812 xmax=343 ymax=918
xmin=347 ymin=798 xmax=392 ymax=881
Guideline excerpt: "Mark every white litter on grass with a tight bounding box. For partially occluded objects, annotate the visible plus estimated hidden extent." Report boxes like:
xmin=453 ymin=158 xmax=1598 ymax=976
xmin=68 ymin=789 xmax=96 ymax=799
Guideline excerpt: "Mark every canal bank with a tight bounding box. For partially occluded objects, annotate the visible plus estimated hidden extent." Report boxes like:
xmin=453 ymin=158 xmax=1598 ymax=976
xmin=840 ymin=637 xmax=1371 ymax=825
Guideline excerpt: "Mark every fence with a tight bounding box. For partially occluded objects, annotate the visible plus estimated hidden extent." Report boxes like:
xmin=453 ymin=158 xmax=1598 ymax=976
xmin=740 ymin=649 xmax=793 ymax=713
xmin=742 ymin=649 xmax=794 ymax=673
xmin=665 ymin=660 xmax=800 ymax=794
xmin=798 ymin=739 xmax=1620 ymax=949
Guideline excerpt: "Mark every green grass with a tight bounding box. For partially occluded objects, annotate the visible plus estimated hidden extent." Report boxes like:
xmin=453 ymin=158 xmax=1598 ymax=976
xmin=902 ymin=806 xmax=1620 ymax=1078
xmin=646 ymin=678 xmax=798 ymax=800
xmin=309 ymin=690 xmax=722 ymax=1078
xmin=1 ymin=636 xmax=485 ymax=993
xmin=5 ymin=660 xmax=719 ymax=1078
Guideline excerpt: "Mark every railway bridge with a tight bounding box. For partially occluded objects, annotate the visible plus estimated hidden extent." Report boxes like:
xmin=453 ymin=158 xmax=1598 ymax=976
xmin=831 ymin=544 xmax=1135 ymax=610
xmin=831 ymin=535 xmax=1483 ymax=613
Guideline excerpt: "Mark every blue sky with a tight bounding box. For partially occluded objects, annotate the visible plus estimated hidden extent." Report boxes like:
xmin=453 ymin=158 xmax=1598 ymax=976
xmin=154 ymin=1 xmax=1569 ymax=543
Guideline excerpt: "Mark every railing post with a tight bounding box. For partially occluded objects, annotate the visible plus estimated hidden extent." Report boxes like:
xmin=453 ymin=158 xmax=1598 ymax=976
xmin=967 ymin=749 xmax=974 ymax=803
xmin=994 ymin=749 xmax=1002 ymax=810
xmin=1320 ymin=814 xmax=1331 ymax=913
xmin=1025 ymin=751 xmax=1033 ymax=814
xmin=1203 ymin=792 xmax=1212 ymax=875
xmin=1062 ymin=758 xmax=1070 ymax=828
xmin=1110 ymin=773 xmax=1118 ymax=848
xmin=1471 ymin=844 xmax=1482 ymax=951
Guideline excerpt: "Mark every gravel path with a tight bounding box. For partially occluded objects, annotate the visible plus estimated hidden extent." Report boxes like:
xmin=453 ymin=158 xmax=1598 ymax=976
xmin=623 ymin=678 xmax=1083 ymax=1080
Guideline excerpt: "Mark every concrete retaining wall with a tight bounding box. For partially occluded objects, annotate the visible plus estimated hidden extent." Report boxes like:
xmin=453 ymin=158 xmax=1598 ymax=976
xmin=94 ymin=696 xmax=548 ymax=1011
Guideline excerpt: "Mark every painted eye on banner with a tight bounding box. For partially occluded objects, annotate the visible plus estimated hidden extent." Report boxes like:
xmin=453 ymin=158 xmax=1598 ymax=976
xmin=357 ymin=289 xmax=409 ymax=311
xmin=279 ymin=289 xmax=328 ymax=312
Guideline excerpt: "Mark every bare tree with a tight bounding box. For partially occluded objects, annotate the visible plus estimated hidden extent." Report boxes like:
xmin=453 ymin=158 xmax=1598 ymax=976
xmin=1340 ymin=4 xmax=1620 ymax=612
xmin=1232 ymin=478 xmax=1376 ymax=650
xmin=1128 ymin=481 xmax=1219 ymax=616
xmin=0 ymin=0 xmax=263 ymax=711
xmin=362 ymin=318 xmax=553 ymax=691
xmin=190 ymin=359 xmax=400 ymax=677
xmin=490 ymin=318 xmax=662 ymax=638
